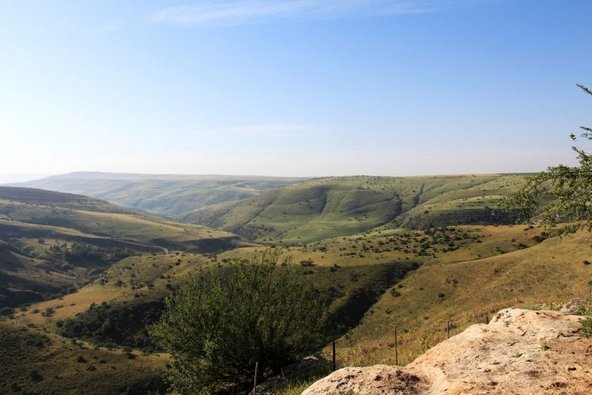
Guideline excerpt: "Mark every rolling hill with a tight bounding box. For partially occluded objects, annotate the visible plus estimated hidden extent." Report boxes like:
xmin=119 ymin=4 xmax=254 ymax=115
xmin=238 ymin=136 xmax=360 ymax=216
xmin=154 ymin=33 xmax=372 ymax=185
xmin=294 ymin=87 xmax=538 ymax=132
xmin=2 ymin=176 xmax=587 ymax=395
xmin=191 ymin=174 xmax=528 ymax=244
xmin=15 ymin=174 xmax=530 ymax=246
xmin=14 ymin=172 xmax=305 ymax=221
xmin=10 ymin=221 xmax=589 ymax=394
xmin=0 ymin=187 xmax=244 ymax=307
xmin=332 ymin=228 xmax=592 ymax=367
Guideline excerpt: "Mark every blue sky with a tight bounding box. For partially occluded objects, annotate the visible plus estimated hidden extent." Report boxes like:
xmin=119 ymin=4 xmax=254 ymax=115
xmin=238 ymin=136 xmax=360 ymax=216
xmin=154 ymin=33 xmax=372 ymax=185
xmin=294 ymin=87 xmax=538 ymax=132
xmin=1 ymin=0 xmax=591 ymax=181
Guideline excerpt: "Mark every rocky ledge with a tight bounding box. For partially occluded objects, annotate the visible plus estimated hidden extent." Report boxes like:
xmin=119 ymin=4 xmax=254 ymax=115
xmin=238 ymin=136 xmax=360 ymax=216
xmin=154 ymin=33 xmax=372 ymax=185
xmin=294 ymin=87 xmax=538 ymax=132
xmin=303 ymin=308 xmax=592 ymax=394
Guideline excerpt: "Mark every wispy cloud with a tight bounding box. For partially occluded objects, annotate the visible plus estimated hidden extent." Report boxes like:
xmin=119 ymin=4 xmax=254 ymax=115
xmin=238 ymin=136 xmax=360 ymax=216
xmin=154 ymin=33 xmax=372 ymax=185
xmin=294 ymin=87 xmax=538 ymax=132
xmin=147 ymin=0 xmax=457 ymax=26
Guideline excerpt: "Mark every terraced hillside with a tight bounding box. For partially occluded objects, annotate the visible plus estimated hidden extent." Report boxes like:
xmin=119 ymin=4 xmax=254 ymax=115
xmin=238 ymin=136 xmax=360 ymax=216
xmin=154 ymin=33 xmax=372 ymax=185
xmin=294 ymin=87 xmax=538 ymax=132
xmin=0 ymin=187 xmax=243 ymax=307
xmin=15 ymin=172 xmax=305 ymax=220
xmin=192 ymin=174 xmax=527 ymax=243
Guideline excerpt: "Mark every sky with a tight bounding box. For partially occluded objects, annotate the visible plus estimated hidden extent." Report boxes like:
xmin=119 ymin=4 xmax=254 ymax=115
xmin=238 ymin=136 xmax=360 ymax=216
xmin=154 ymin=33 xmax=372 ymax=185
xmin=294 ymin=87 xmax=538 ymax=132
xmin=1 ymin=0 xmax=591 ymax=182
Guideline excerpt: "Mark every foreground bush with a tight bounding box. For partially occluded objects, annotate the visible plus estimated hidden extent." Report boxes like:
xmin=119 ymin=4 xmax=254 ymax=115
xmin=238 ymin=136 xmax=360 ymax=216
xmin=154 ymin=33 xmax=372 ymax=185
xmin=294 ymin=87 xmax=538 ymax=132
xmin=150 ymin=250 xmax=327 ymax=394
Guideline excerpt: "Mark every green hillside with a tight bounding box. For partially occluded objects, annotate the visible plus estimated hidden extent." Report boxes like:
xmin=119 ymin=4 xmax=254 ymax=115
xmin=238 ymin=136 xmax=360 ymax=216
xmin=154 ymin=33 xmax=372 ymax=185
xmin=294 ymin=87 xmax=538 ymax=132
xmin=2 ymin=178 xmax=587 ymax=395
xmin=192 ymin=174 xmax=527 ymax=244
xmin=0 ymin=321 xmax=166 ymax=394
xmin=0 ymin=187 xmax=242 ymax=251
xmin=4 ymin=220 xmax=589 ymax=394
xmin=333 ymin=229 xmax=592 ymax=367
xmin=16 ymin=172 xmax=305 ymax=220
xmin=0 ymin=240 xmax=76 ymax=308
xmin=0 ymin=187 xmax=244 ymax=307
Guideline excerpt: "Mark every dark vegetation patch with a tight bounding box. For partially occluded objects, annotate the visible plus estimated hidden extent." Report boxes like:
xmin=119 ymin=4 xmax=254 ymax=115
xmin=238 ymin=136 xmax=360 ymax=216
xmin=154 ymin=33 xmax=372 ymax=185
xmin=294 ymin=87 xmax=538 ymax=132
xmin=47 ymin=242 xmax=138 ymax=268
xmin=59 ymin=298 xmax=165 ymax=350
xmin=0 ymin=237 xmax=146 ymax=308
xmin=0 ymin=322 xmax=166 ymax=394
xmin=150 ymin=235 xmax=241 ymax=254
xmin=306 ymin=226 xmax=483 ymax=260
xmin=395 ymin=207 xmax=523 ymax=229
xmin=321 ymin=261 xmax=419 ymax=336
xmin=58 ymin=261 xmax=420 ymax=351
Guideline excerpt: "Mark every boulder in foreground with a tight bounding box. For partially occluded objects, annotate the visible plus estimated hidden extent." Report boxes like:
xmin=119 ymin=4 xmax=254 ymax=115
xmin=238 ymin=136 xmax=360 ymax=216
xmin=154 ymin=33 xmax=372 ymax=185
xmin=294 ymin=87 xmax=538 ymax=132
xmin=303 ymin=308 xmax=592 ymax=394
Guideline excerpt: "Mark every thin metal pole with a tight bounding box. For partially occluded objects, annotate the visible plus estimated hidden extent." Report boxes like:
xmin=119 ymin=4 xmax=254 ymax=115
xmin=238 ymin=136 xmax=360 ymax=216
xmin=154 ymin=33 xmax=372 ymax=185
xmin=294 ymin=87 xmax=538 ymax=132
xmin=253 ymin=362 xmax=258 ymax=395
xmin=394 ymin=326 xmax=399 ymax=365
xmin=332 ymin=341 xmax=336 ymax=371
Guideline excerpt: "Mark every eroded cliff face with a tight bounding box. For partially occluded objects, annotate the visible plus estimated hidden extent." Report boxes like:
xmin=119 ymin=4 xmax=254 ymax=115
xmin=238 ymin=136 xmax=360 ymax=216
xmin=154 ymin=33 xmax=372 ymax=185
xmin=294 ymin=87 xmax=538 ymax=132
xmin=303 ymin=308 xmax=592 ymax=394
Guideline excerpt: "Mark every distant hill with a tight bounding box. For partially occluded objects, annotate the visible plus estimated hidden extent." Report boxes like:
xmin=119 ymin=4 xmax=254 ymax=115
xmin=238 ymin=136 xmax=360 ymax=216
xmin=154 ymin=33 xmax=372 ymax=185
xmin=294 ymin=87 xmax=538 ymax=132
xmin=0 ymin=240 xmax=74 ymax=307
xmin=192 ymin=174 xmax=528 ymax=243
xmin=0 ymin=186 xmax=243 ymax=307
xmin=15 ymin=172 xmax=306 ymax=221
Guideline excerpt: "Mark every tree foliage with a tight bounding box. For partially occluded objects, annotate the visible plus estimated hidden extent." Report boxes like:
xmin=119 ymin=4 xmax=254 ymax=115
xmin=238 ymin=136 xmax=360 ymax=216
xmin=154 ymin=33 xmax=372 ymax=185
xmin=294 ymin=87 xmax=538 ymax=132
xmin=502 ymin=84 xmax=592 ymax=233
xmin=149 ymin=250 xmax=327 ymax=394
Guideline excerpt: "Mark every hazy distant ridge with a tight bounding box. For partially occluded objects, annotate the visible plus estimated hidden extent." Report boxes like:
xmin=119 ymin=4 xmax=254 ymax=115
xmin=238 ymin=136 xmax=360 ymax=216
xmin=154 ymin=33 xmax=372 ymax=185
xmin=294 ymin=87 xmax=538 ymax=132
xmin=16 ymin=172 xmax=306 ymax=220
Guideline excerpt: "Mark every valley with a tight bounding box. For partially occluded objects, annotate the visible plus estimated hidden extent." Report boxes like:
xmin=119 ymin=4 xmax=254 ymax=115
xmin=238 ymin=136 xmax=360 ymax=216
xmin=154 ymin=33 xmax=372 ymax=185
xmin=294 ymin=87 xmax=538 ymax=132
xmin=15 ymin=172 xmax=305 ymax=222
xmin=0 ymin=175 xmax=590 ymax=394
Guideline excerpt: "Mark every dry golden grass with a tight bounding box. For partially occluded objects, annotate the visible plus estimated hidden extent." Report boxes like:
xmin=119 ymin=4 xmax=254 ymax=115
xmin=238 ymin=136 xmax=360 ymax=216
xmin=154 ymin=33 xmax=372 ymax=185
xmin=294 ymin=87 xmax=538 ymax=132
xmin=15 ymin=284 xmax=126 ymax=327
xmin=331 ymin=230 xmax=592 ymax=366
xmin=7 ymin=216 xmax=590 ymax=395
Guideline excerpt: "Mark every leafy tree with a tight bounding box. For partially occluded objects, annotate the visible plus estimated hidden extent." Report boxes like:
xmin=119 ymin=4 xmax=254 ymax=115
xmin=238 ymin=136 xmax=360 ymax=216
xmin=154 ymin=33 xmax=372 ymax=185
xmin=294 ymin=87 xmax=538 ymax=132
xmin=502 ymin=84 xmax=592 ymax=233
xmin=150 ymin=250 xmax=327 ymax=394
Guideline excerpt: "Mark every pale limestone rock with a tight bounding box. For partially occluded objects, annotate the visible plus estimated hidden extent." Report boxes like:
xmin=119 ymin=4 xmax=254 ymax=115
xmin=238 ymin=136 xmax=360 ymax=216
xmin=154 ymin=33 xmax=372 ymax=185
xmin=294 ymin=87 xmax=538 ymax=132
xmin=303 ymin=308 xmax=592 ymax=395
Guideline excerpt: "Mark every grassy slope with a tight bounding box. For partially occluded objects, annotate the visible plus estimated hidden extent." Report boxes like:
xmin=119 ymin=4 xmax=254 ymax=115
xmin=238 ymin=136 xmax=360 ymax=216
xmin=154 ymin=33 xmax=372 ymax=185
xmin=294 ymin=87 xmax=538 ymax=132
xmin=0 ymin=199 xmax=240 ymax=251
xmin=2 ymin=245 xmax=418 ymax=393
xmin=1 ymin=252 xmax=217 ymax=394
xmin=333 ymin=229 xmax=592 ymax=366
xmin=4 ymin=223 xmax=589 ymax=393
xmin=10 ymin=254 xmax=207 ymax=341
xmin=0 ymin=322 xmax=167 ymax=395
xmin=14 ymin=248 xmax=415 ymax=341
xmin=0 ymin=186 xmax=244 ymax=253
xmin=219 ymin=224 xmax=588 ymax=368
xmin=0 ymin=187 xmax=245 ymax=308
xmin=0 ymin=240 xmax=76 ymax=307
xmin=194 ymin=175 xmax=526 ymax=244
xmin=17 ymin=172 xmax=305 ymax=221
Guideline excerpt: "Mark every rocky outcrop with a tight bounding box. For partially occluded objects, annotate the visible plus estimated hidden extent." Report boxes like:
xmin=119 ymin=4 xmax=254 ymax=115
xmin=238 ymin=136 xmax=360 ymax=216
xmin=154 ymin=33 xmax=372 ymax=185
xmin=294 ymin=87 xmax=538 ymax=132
xmin=300 ymin=364 xmax=428 ymax=394
xmin=303 ymin=308 xmax=592 ymax=394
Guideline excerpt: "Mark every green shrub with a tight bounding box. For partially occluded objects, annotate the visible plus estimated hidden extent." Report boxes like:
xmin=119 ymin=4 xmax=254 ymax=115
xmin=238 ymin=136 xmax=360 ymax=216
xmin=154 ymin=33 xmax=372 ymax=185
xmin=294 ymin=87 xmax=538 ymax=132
xmin=299 ymin=258 xmax=315 ymax=267
xmin=150 ymin=250 xmax=327 ymax=394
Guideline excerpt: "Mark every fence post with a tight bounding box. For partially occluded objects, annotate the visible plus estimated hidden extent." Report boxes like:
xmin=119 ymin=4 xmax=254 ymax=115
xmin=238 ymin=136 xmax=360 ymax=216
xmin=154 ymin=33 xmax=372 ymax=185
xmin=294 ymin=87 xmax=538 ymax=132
xmin=447 ymin=320 xmax=450 ymax=339
xmin=253 ymin=362 xmax=258 ymax=395
xmin=394 ymin=326 xmax=399 ymax=365
xmin=332 ymin=341 xmax=336 ymax=371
